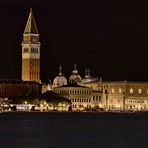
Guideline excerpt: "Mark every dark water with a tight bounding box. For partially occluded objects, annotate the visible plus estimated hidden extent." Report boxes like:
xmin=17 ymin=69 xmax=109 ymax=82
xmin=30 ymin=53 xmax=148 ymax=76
xmin=0 ymin=112 xmax=148 ymax=148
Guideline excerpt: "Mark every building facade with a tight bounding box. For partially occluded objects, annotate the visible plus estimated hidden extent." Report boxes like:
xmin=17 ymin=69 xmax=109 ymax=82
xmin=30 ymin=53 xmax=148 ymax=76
xmin=53 ymin=84 xmax=102 ymax=111
xmin=80 ymin=81 xmax=148 ymax=111
xmin=22 ymin=8 xmax=40 ymax=83
xmin=0 ymin=80 xmax=41 ymax=98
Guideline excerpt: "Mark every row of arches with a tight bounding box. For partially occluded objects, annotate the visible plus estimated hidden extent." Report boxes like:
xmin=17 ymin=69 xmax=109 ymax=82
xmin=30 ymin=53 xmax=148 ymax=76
xmin=109 ymin=88 xmax=146 ymax=94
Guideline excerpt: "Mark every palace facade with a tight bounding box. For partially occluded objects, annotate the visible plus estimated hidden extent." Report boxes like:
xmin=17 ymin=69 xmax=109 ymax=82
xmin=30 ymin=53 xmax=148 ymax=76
xmin=80 ymin=81 xmax=148 ymax=111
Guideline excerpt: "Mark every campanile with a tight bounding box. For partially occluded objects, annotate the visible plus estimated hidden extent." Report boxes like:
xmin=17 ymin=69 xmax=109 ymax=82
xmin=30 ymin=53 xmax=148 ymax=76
xmin=22 ymin=8 xmax=40 ymax=83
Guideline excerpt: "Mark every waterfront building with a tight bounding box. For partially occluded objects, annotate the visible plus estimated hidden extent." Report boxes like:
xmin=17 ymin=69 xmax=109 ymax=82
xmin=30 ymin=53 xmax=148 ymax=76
xmin=22 ymin=8 xmax=41 ymax=83
xmin=52 ymin=66 xmax=102 ymax=111
xmin=80 ymin=80 xmax=148 ymax=111
xmin=50 ymin=65 xmax=148 ymax=112
xmin=53 ymin=84 xmax=102 ymax=111
xmin=0 ymin=79 xmax=41 ymax=98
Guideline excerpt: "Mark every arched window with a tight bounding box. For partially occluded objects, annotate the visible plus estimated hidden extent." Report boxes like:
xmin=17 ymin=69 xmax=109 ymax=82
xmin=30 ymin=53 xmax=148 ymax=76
xmin=138 ymin=89 xmax=142 ymax=94
xmin=130 ymin=88 xmax=133 ymax=94
xmin=119 ymin=88 xmax=122 ymax=93
xmin=111 ymin=88 xmax=115 ymax=93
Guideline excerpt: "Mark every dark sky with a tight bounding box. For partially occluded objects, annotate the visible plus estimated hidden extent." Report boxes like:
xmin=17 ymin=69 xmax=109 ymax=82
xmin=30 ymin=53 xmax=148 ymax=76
xmin=0 ymin=0 xmax=148 ymax=82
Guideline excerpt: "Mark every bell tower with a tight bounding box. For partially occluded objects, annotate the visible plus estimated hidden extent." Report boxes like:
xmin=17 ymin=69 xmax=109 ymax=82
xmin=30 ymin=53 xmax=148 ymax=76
xmin=22 ymin=8 xmax=40 ymax=83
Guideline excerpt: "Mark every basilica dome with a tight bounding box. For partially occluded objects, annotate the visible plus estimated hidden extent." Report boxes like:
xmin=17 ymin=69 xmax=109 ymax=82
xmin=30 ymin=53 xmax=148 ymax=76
xmin=81 ymin=69 xmax=98 ymax=83
xmin=53 ymin=65 xmax=67 ymax=88
xmin=69 ymin=64 xmax=82 ymax=84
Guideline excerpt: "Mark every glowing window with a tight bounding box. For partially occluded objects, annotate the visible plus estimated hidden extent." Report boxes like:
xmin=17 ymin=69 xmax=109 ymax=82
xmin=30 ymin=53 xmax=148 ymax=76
xmin=119 ymin=88 xmax=122 ymax=93
xmin=111 ymin=88 xmax=115 ymax=93
xmin=138 ymin=89 xmax=142 ymax=94
xmin=130 ymin=88 xmax=133 ymax=94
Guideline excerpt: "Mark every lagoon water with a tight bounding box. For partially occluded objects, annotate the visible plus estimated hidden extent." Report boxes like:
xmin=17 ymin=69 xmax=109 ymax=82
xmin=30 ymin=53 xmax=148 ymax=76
xmin=0 ymin=112 xmax=148 ymax=148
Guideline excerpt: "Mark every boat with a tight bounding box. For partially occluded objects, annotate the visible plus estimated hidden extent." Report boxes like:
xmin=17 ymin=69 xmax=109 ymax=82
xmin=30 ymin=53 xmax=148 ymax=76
xmin=12 ymin=104 xmax=35 ymax=112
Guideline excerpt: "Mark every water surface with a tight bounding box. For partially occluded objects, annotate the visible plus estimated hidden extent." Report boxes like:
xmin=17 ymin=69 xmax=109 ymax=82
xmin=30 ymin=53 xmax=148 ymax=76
xmin=0 ymin=112 xmax=148 ymax=148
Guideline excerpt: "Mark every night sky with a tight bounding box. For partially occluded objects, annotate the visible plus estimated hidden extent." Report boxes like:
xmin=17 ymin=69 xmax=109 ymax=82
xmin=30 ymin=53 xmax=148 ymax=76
xmin=0 ymin=0 xmax=148 ymax=82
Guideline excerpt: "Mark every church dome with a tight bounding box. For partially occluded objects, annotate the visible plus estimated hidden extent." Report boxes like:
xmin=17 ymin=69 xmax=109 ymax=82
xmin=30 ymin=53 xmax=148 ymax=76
xmin=81 ymin=69 xmax=99 ymax=83
xmin=69 ymin=64 xmax=82 ymax=84
xmin=53 ymin=65 xmax=67 ymax=88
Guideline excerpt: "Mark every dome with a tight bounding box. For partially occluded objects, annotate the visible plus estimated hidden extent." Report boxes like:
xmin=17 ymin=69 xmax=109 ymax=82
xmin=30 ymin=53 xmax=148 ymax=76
xmin=81 ymin=77 xmax=98 ymax=83
xmin=53 ymin=76 xmax=67 ymax=87
xmin=69 ymin=64 xmax=82 ymax=84
xmin=81 ymin=69 xmax=98 ymax=83
xmin=53 ymin=65 xmax=67 ymax=88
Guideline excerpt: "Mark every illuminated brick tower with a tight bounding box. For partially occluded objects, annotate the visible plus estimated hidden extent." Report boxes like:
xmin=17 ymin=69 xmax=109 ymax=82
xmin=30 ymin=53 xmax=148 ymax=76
xmin=22 ymin=8 xmax=40 ymax=83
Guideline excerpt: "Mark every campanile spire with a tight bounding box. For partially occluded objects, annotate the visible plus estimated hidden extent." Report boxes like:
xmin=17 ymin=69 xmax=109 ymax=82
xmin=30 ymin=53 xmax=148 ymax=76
xmin=24 ymin=8 xmax=38 ymax=34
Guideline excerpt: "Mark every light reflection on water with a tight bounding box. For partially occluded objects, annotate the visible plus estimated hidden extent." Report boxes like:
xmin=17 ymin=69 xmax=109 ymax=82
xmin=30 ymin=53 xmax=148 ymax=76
xmin=0 ymin=112 xmax=148 ymax=148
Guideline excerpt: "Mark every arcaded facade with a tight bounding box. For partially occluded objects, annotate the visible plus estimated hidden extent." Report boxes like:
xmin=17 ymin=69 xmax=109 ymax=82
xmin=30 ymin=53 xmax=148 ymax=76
xmin=80 ymin=81 xmax=148 ymax=111
xmin=53 ymin=84 xmax=102 ymax=111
